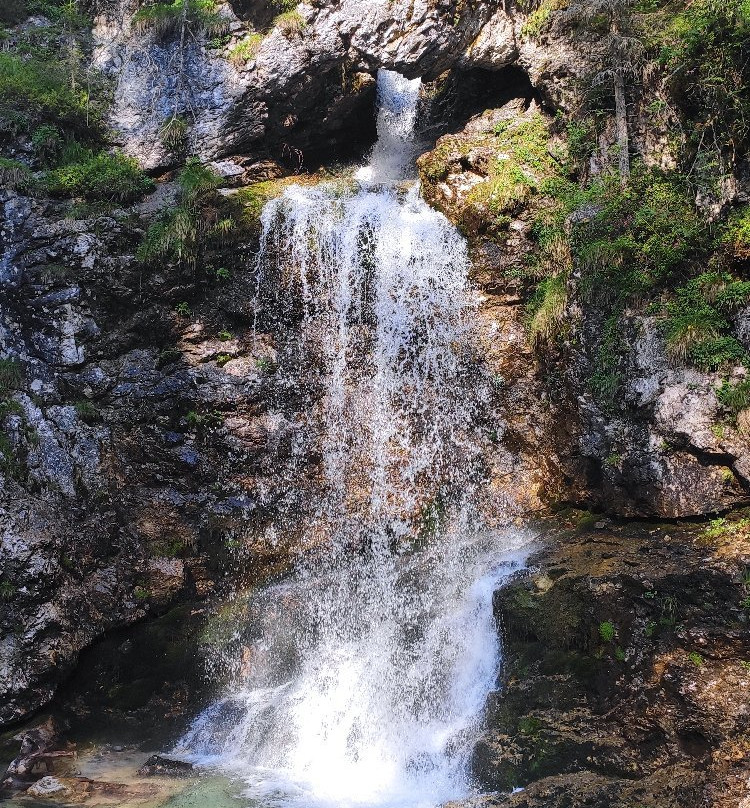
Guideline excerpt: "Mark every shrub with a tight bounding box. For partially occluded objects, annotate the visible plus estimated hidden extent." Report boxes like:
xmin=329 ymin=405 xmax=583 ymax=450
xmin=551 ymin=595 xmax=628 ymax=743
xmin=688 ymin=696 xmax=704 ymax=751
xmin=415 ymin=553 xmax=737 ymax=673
xmin=46 ymin=150 xmax=154 ymax=203
xmin=527 ymin=274 xmax=568 ymax=348
xmin=599 ymin=621 xmax=615 ymax=643
xmin=132 ymin=0 xmax=228 ymax=39
xmin=0 ymin=158 xmax=34 ymax=191
xmin=716 ymin=377 xmax=750 ymax=414
xmin=227 ymin=33 xmax=264 ymax=64
xmin=0 ymin=359 xmax=24 ymax=396
xmin=273 ymin=10 xmax=305 ymax=36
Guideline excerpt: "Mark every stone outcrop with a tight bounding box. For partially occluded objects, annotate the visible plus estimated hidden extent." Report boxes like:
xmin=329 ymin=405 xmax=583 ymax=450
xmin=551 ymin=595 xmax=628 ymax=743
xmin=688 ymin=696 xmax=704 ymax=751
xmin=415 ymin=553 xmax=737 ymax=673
xmin=463 ymin=515 xmax=750 ymax=807
xmin=418 ymin=102 xmax=750 ymax=518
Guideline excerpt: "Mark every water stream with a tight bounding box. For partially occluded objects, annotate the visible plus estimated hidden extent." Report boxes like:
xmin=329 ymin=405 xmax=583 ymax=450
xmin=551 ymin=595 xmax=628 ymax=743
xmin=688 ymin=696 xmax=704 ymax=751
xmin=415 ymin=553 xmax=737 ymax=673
xmin=177 ymin=71 xmax=531 ymax=808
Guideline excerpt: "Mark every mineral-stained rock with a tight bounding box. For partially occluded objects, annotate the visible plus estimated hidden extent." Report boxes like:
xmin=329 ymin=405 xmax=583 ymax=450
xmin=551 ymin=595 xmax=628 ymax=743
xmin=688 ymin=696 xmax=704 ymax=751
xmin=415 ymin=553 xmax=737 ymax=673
xmin=137 ymin=755 xmax=194 ymax=777
xmin=469 ymin=518 xmax=750 ymax=807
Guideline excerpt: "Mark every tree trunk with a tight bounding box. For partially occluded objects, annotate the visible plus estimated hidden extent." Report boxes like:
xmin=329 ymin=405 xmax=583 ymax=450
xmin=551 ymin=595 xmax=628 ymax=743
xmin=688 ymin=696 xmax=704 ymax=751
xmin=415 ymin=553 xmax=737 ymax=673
xmin=611 ymin=13 xmax=630 ymax=182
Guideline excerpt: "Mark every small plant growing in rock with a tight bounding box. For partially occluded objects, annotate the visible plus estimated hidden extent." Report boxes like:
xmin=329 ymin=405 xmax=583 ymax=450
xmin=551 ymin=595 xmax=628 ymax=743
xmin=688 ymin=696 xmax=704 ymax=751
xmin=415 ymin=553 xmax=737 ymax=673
xmin=255 ymin=357 xmax=275 ymax=372
xmin=0 ymin=580 xmax=16 ymax=601
xmin=216 ymin=353 xmax=233 ymax=367
xmin=74 ymin=399 xmax=101 ymax=425
xmin=159 ymin=115 xmax=189 ymax=153
xmin=227 ymin=33 xmax=264 ymax=64
xmin=688 ymin=651 xmax=704 ymax=667
xmin=133 ymin=586 xmax=150 ymax=602
xmin=0 ymin=158 xmax=34 ymax=190
xmin=599 ymin=621 xmax=615 ymax=643
xmin=215 ymin=266 xmax=231 ymax=281
xmin=273 ymin=10 xmax=305 ymax=36
xmin=0 ymin=359 xmax=24 ymax=396
xmin=175 ymin=301 xmax=192 ymax=317
xmin=218 ymin=330 xmax=232 ymax=341
xmin=615 ymin=646 xmax=626 ymax=662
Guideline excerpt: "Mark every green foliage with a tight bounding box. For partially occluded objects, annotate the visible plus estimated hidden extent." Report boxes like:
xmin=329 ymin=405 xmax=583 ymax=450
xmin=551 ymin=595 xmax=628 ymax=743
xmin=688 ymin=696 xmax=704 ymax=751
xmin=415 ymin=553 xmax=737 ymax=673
xmin=0 ymin=157 xmax=34 ymax=190
xmin=665 ymin=274 xmax=748 ymax=370
xmin=137 ymin=158 xmax=230 ymax=271
xmin=599 ymin=620 xmax=615 ymax=643
xmin=175 ymin=301 xmax=192 ymax=316
xmin=45 ymin=150 xmax=154 ymax=202
xmin=273 ymin=9 xmax=305 ymax=35
xmin=723 ymin=206 xmax=750 ymax=260
xmin=0 ymin=359 xmax=24 ymax=397
xmin=0 ymin=580 xmax=16 ymax=601
xmin=0 ymin=20 xmax=109 ymax=143
xmin=688 ymin=651 xmax=704 ymax=667
xmin=651 ymin=0 xmax=750 ymax=173
xmin=159 ymin=115 xmax=189 ymax=153
xmin=255 ymin=356 xmax=275 ymax=373
xmin=521 ymin=0 xmax=569 ymax=38
xmin=74 ymin=399 xmax=100 ymax=424
xmin=527 ymin=274 xmax=568 ymax=348
xmin=588 ymin=314 xmax=624 ymax=408
xmin=133 ymin=585 xmax=150 ymax=601
xmin=227 ymin=33 xmax=264 ymax=64
xmin=133 ymin=0 xmax=228 ymax=39
xmin=716 ymin=378 xmax=750 ymax=415
xmin=31 ymin=124 xmax=63 ymax=162
xmin=218 ymin=330 xmax=232 ymax=341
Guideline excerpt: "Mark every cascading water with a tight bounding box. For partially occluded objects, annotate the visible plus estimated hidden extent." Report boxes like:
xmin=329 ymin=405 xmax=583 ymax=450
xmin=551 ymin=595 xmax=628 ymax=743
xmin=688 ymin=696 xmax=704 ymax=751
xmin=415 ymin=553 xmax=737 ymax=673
xmin=178 ymin=71 xmax=531 ymax=808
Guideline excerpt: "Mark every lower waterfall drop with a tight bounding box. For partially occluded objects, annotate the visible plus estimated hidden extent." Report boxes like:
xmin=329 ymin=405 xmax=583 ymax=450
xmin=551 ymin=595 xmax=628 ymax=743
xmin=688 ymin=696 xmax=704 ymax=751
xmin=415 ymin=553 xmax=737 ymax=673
xmin=178 ymin=70 xmax=531 ymax=808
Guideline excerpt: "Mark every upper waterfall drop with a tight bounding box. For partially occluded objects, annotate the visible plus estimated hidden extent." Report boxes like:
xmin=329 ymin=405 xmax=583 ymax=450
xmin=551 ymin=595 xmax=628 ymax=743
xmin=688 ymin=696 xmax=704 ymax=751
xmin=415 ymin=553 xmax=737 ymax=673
xmin=178 ymin=69 xmax=531 ymax=808
xmin=356 ymin=71 xmax=423 ymax=185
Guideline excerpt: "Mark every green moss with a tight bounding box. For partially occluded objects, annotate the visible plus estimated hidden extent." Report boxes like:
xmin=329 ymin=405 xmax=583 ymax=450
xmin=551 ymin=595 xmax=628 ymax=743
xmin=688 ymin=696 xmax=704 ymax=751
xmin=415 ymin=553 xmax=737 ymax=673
xmin=46 ymin=150 xmax=154 ymax=203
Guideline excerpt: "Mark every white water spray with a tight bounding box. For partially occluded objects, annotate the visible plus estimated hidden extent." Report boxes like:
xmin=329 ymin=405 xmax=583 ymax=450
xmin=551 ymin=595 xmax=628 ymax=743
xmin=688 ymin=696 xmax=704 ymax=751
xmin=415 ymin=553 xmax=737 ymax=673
xmin=179 ymin=71 xmax=530 ymax=808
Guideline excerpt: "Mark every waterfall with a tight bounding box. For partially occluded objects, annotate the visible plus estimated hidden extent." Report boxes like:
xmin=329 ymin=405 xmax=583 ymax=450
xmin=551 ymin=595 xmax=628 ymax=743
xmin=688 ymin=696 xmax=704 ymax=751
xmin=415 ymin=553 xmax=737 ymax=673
xmin=178 ymin=71 xmax=530 ymax=808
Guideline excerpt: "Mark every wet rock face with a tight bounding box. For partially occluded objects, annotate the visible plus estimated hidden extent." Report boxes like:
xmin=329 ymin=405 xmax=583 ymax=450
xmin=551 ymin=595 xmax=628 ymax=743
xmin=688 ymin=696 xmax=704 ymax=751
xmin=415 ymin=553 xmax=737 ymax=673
xmin=0 ymin=188 xmax=317 ymax=727
xmin=93 ymin=0 xmax=580 ymax=171
xmin=418 ymin=105 xmax=750 ymax=519
xmin=467 ymin=517 xmax=750 ymax=808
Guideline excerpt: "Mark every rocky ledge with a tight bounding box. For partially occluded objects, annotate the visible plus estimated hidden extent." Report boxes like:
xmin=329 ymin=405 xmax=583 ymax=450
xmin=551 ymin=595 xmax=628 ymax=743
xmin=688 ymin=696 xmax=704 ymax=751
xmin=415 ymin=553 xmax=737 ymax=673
xmin=462 ymin=512 xmax=750 ymax=808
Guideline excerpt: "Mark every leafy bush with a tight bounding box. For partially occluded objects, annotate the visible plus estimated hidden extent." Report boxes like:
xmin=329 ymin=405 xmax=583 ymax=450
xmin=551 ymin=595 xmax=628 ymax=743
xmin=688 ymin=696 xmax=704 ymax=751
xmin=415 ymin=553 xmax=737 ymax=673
xmin=133 ymin=0 xmax=228 ymax=38
xmin=138 ymin=158 xmax=229 ymax=270
xmin=716 ymin=377 xmax=750 ymax=414
xmin=227 ymin=33 xmax=264 ymax=64
xmin=527 ymin=274 xmax=568 ymax=348
xmin=273 ymin=10 xmax=305 ymax=35
xmin=0 ymin=157 xmax=34 ymax=190
xmin=46 ymin=150 xmax=154 ymax=202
